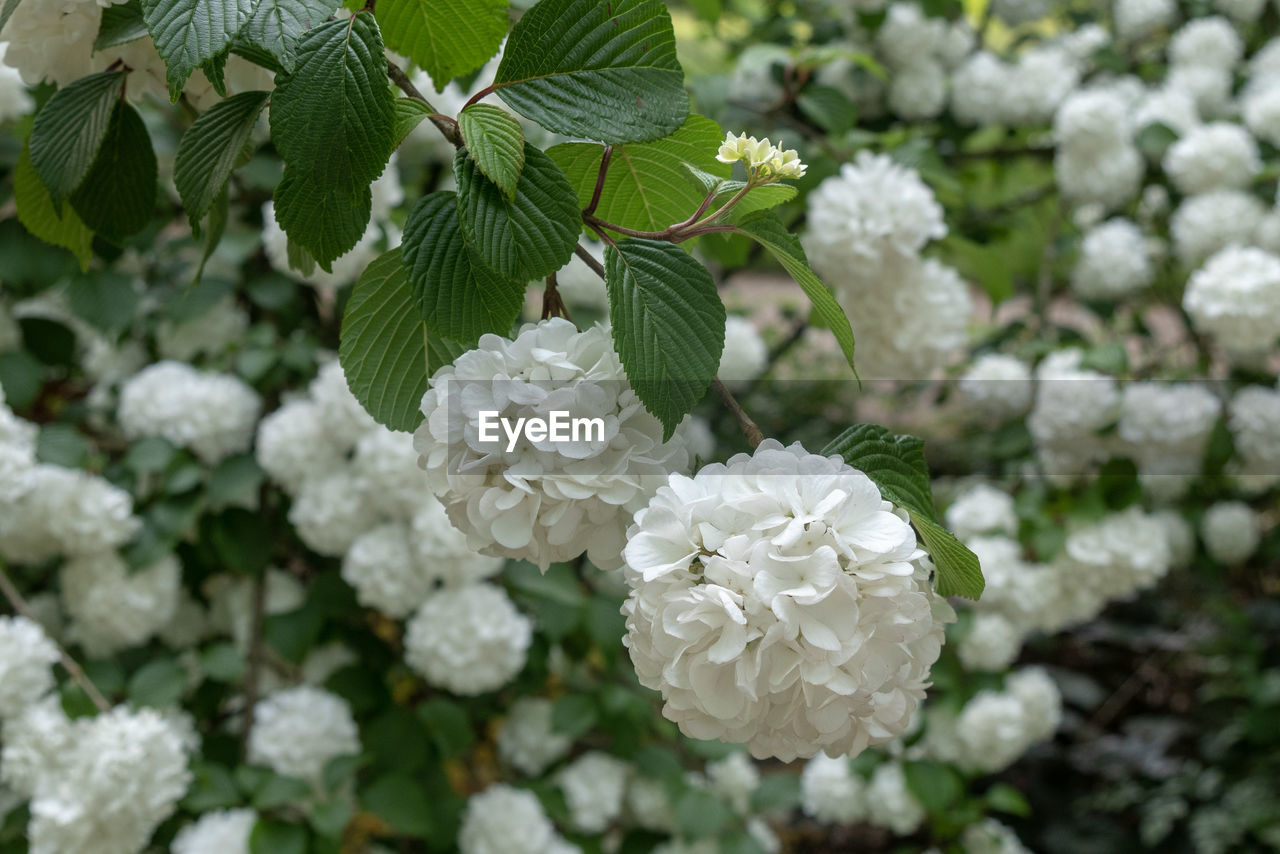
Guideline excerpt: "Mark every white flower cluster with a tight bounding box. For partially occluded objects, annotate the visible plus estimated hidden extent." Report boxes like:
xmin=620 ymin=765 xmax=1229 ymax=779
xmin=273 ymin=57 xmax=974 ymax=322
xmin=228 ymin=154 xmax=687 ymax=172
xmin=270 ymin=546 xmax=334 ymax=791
xmin=558 ymin=751 xmax=630 ymax=833
xmin=1184 ymin=246 xmax=1280 ymax=358
xmin=951 ymin=46 xmax=1080 ymax=127
xmin=1114 ymin=0 xmax=1177 ymax=42
xmin=1229 ymin=383 xmax=1280 ymax=483
xmin=958 ymin=611 xmax=1024 ymax=672
xmin=0 ymin=616 xmax=58 ymax=720
xmin=61 ymin=552 xmax=180 ymax=654
xmin=1027 ymin=349 xmax=1120 ymax=481
xmin=458 ymin=784 xmax=578 ymax=854
xmin=800 ymin=754 xmax=865 ymax=824
xmin=623 ymin=440 xmax=953 ymax=761
xmin=719 ymin=316 xmax=768 ymax=384
xmin=415 ymin=318 xmax=694 ymax=570
xmin=1071 ymin=218 xmax=1153 ymax=300
xmin=404 ymin=583 xmax=532 ymax=694
xmin=496 ymin=697 xmax=573 ymax=776
xmin=865 ymin=761 xmax=926 ymax=835
xmin=1201 ymin=501 xmax=1260 ymax=565
xmin=925 ymin=667 xmax=1061 ymax=773
xmin=1054 ymin=88 xmax=1143 ymax=210
xmin=171 ymin=809 xmax=257 ymax=854
xmin=958 ymin=353 xmax=1034 ymax=421
xmin=118 ymin=361 xmax=262 ymax=465
xmin=875 ymin=3 xmax=974 ymax=120
xmin=1163 ymin=123 xmax=1259 ymax=196
xmin=944 ymin=483 xmax=1018 ymax=541
xmin=247 ymin=686 xmax=360 ymax=783
xmin=1117 ymin=383 xmax=1222 ymax=498
xmin=1170 ymin=190 xmax=1266 ymax=266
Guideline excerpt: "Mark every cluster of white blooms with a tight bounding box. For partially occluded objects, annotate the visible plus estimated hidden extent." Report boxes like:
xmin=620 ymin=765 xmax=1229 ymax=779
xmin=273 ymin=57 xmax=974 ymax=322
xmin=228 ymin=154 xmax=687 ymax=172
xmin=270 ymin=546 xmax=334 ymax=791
xmin=962 ymin=818 xmax=1034 ymax=854
xmin=404 ymin=584 xmax=532 ymax=694
xmin=874 ymin=3 xmax=975 ymax=120
xmin=171 ymin=809 xmax=257 ymax=854
xmin=0 ymin=401 xmax=36 ymax=505
xmin=963 ymin=536 xmax=1057 ymax=633
xmin=958 ymin=353 xmax=1034 ymax=420
xmin=927 ymin=667 xmax=1062 ymax=773
xmin=1117 ymin=383 xmax=1222 ymax=497
xmin=706 ymin=751 xmax=760 ymax=815
xmin=247 ymin=686 xmax=360 ymax=783
xmin=118 ymin=361 xmax=262 ymax=465
xmin=622 ymin=440 xmax=953 ymax=760
xmin=719 ymin=316 xmax=768 ymax=384
xmin=61 ymin=552 xmax=180 ymax=654
xmin=1071 ymin=218 xmax=1153 ymax=300
xmin=800 ymin=754 xmax=865 ymax=824
xmin=557 ymin=751 xmax=630 ymax=833
xmin=958 ymin=611 xmax=1024 ymax=672
xmin=1184 ymin=246 xmax=1280 ymax=358
xmin=716 ymin=132 xmax=807 ymax=180
xmin=945 ymin=483 xmax=1018 ymax=541
xmin=496 ymin=697 xmax=573 ymax=776
xmin=1113 ymin=0 xmax=1177 ymax=41
xmin=1168 ymin=16 xmax=1242 ymax=72
xmin=155 ymin=297 xmax=250 ymax=364
xmin=2 ymin=704 xmax=191 ymax=854
xmin=0 ymin=617 xmax=58 ymax=720
xmin=0 ymin=464 xmax=140 ymax=564
xmin=951 ymin=46 xmax=1080 ymax=127
xmin=1201 ymin=501 xmax=1261 ymax=565
xmin=1171 ymin=191 xmax=1266 ymax=266
xmin=1163 ymin=123 xmax=1260 ymax=196
xmin=1228 ymin=384 xmax=1280 ymax=480
xmin=1054 ymin=88 xmax=1143 ymax=210
xmin=415 ymin=319 xmax=694 ymax=570
xmin=865 ymin=761 xmax=926 ymax=835
xmin=1028 ymin=349 xmax=1120 ymax=481
xmin=458 ymin=784 xmax=578 ymax=854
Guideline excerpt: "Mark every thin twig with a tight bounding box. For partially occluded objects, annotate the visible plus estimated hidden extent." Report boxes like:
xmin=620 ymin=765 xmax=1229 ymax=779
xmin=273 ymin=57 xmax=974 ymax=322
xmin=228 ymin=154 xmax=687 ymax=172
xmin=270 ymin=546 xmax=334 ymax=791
xmin=240 ymin=571 xmax=268 ymax=757
xmin=462 ymin=83 xmax=498 ymax=112
xmin=574 ymin=243 xmax=605 ymax=278
xmin=386 ymin=60 xmax=463 ymax=148
xmin=542 ymin=272 xmax=573 ymax=322
xmin=584 ymin=146 xmax=614 ymax=218
xmin=712 ymin=378 xmax=764 ymax=449
xmin=0 ymin=562 xmax=111 ymax=713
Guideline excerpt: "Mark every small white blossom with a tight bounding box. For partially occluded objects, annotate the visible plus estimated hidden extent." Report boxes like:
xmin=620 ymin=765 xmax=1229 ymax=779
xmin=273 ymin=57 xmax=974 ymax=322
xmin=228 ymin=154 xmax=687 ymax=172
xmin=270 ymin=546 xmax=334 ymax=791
xmin=1201 ymin=501 xmax=1261 ymax=565
xmin=1072 ymin=218 xmax=1153 ymax=300
xmin=865 ymin=762 xmax=925 ymax=835
xmin=404 ymin=583 xmax=532 ymax=694
xmin=248 ymin=687 xmax=360 ymax=783
xmin=557 ymin=751 xmax=630 ymax=833
xmin=459 ymin=784 xmax=557 ymax=854
xmin=959 ymin=354 xmax=1034 ymax=420
xmin=946 ymin=483 xmax=1018 ymax=541
xmin=496 ymin=697 xmax=573 ymax=776
xmin=61 ymin=552 xmax=180 ymax=655
xmin=1184 ymin=246 xmax=1280 ymax=357
xmin=800 ymin=754 xmax=866 ymax=824
xmin=118 ymin=362 xmax=261 ymax=465
xmin=0 ymin=616 xmax=58 ymax=720
xmin=1163 ymin=123 xmax=1260 ymax=196
xmin=171 ymin=809 xmax=256 ymax=854
xmin=958 ymin=612 xmax=1023 ymax=672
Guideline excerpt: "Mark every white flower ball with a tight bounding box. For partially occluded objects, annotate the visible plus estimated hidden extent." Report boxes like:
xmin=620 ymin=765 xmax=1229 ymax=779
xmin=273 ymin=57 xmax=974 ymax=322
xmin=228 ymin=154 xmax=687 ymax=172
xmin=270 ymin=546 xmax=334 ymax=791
xmin=255 ymin=399 xmax=346 ymax=493
xmin=60 ymin=553 xmax=180 ymax=655
xmin=310 ymin=360 xmax=379 ymax=448
xmin=1164 ymin=123 xmax=1260 ymax=196
xmin=414 ymin=319 xmax=693 ymax=571
xmin=1004 ymin=47 xmax=1081 ymax=126
xmin=1118 ymin=382 xmax=1222 ymax=490
xmin=0 ymin=696 xmax=75 ymax=798
xmin=718 ymin=316 xmax=768 ymax=384
xmin=155 ymin=297 xmax=249 ymax=363
xmin=1170 ymin=191 xmax=1266 ymax=266
xmin=171 ymin=809 xmax=256 ymax=854
xmin=1055 ymin=143 xmax=1144 ymax=210
xmin=1201 ymin=501 xmax=1261 ymax=565
xmin=0 ymin=616 xmax=58 ymax=719
xmin=1005 ymin=666 xmax=1063 ymax=739
xmin=1072 ymin=218 xmax=1153 ymax=299
xmin=1184 ymin=246 xmax=1280 ymax=356
xmin=887 ymin=59 xmax=948 ymax=120
xmin=706 ymin=751 xmax=759 ymax=815
xmin=409 ymin=499 xmax=506 ymax=586
xmin=352 ymin=426 xmax=432 ymax=519
xmin=1229 ymin=384 xmax=1280 ymax=473
xmin=118 ymin=362 xmax=261 ymax=465
xmin=964 ymin=536 xmax=1057 ymax=631
xmin=800 ymin=754 xmax=866 ymax=823
xmin=404 ymin=583 xmax=532 ymax=695
xmin=1165 ymin=65 xmax=1233 ymax=118
xmin=1114 ymin=0 xmax=1177 ymax=41
xmin=622 ymin=440 xmax=954 ymax=761
xmin=1058 ymin=23 xmax=1110 ymax=62
xmin=0 ymin=409 xmax=37 ymax=505
xmin=626 ymin=776 xmax=676 ymax=831
xmin=945 ymin=483 xmax=1018 ymax=541
xmin=1028 ymin=349 xmax=1120 ymax=478
xmin=1243 ymin=83 xmax=1280 ymax=146
xmin=1168 ymin=16 xmax=1243 ymax=71
xmin=459 ymin=785 xmax=558 ymax=854
xmin=953 ymin=690 xmax=1042 ymax=773
xmin=340 ymin=523 xmax=434 ymax=618
xmin=248 ymin=687 xmax=360 ymax=782
xmin=958 ymin=354 xmax=1034 ymax=420
xmin=865 ymin=762 xmax=925 ymax=835
xmin=1133 ymin=86 xmax=1201 ymax=137
xmin=0 ymin=465 xmax=139 ymax=563
xmin=958 ymin=612 xmax=1023 ymax=672
xmin=1055 ymin=89 xmax=1133 ymax=150
xmin=557 ymin=751 xmax=630 ymax=833
xmin=288 ymin=466 xmax=380 ymax=557
xmin=804 ymin=151 xmax=946 ymax=277
xmin=876 ymin=3 xmax=947 ymax=67
xmin=950 ymin=52 xmax=1009 ymax=126
xmin=496 ymin=697 xmax=573 ymax=776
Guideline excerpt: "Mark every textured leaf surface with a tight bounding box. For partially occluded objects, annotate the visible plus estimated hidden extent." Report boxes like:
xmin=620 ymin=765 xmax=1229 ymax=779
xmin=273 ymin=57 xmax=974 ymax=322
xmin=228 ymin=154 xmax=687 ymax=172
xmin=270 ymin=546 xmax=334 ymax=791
xmin=340 ymin=248 xmax=460 ymax=432
xmin=175 ymin=91 xmax=270 ymax=228
xmin=95 ymin=0 xmax=149 ymax=50
xmin=69 ymin=101 xmax=157 ymax=243
xmin=376 ymin=0 xmax=506 ymax=89
xmin=458 ymin=104 xmax=525 ymax=202
xmin=684 ymin=164 xmax=800 ymax=219
xmin=273 ymin=170 xmax=371 ymax=272
xmin=606 ymin=239 xmax=724 ymax=438
xmin=454 ymin=145 xmax=578 ymax=281
xmin=402 ymin=192 xmax=526 ymax=345
xmin=242 ymin=0 xmax=340 ymax=71
xmin=548 ymin=115 xmax=727 ymax=234
xmin=29 ymin=71 xmax=125 ymax=207
xmin=732 ymin=211 xmax=855 ymax=369
xmin=141 ymin=0 xmax=257 ymax=99
xmin=821 ymin=424 xmax=984 ymax=599
xmin=392 ymin=98 xmax=434 ymax=149
xmin=14 ymin=143 xmax=93 ymax=272
xmin=494 ymin=0 xmax=687 ymax=143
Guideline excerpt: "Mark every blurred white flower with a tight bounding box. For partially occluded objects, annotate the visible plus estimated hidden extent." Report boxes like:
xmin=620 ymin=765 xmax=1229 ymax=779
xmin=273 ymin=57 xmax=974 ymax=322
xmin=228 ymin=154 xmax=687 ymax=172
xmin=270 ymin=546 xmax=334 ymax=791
xmin=1184 ymin=246 xmax=1280 ymax=357
xmin=248 ymin=686 xmax=360 ymax=783
xmin=800 ymin=754 xmax=866 ymax=824
xmin=497 ymin=697 xmax=573 ymax=776
xmin=557 ymin=751 xmax=629 ymax=833
xmin=0 ymin=616 xmax=58 ymax=720
xmin=405 ymin=583 xmax=531 ymax=694
xmin=1201 ymin=501 xmax=1261 ymax=565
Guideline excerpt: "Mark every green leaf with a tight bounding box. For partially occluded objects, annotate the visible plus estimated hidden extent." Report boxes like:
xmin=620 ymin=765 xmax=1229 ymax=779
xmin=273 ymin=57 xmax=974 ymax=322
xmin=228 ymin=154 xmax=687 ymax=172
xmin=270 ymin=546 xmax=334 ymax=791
xmin=548 ymin=115 xmax=728 ymax=235
xmin=361 ymin=774 xmax=434 ymax=837
xmin=731 ymin=211 xmax=855 ymax=370
xmin=273 ymin=169 xmax=371 ymax=272
xmin=902 ymin=759 xmax=964 ymax=813
xmin=674 ymin=788 xmax=732 ymax=839
xmin=249 ymin=819 xmax=308 ymax=854
xmin=66 ymin=271 xmax=141 ymax=334
xmin=198 ymin=642 xmax=246 ymax=682
xmin=454 ymin=144 xmax=579 ymax=281
xmin=127 ymin=658 xmax=187 ymax=708
xmin=0 ymin=0 xmax=22 ymax=37
xmin=36 ymin=424 xmax=91 ymax=468
xmin=392 ymin=97 xmax=434 ymax=149
xmin=141 ymin=0 xmax=257 ymax=100
xmin=243 ymin=0 xmax=342 ymax=72
xmin=605 ymin=238 xmax=724 ymax=438
xmin=493 ymin=0 xmax=687 ymax=143
xmin=402 ymin=191 xmax=526 ymax=345
xmin=986 ymin=782 xmax=1031 ymax=817
xmin=206 ymin=507 xmax=275 ymax=575
xmin=94 ymin=0 xmax=150 ymax=51
xmin=459 ymin=104 xmax=525 ymax=202
xmin=175 ymin=90 xmax=271 ymax=229
xmin=418 ymin=698 xmax=474 ymax=759
xmin=14 ymin=141 xmax=93 ymax=272
xmin=68 ymin=100 xmax=157 ymax=243
xmin=375 ymin=0 xmax=507 ymax=89
xmin=796 ymin=84 xmax=857 ymax=135
xmin=821 ymin=424 xmax=985 ymax=599
xmin=207 ymin=452 xmax=267 ymax=509
xmin=551 ymin=694 xmax=598 ymax=738
xmin=193 ymin=188 xmax=229 ymax=286
xmin=29 ymin=70 xmax=125 ymax=207
xmin=203 ymin=49 xmax=229 ymax=97
xmin=1136 ymin=121 xmax=1178 ymax=159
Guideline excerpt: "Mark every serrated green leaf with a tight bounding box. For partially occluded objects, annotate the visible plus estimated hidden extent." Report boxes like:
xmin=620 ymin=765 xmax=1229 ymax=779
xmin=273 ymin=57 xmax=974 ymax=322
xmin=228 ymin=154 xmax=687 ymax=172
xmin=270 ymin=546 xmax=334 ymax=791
xmin=459 ymin=104 xmax=525 ymax=202
xmin=606 ymin=238 xmax=724 ymax=438
xmin=243 ymin=0 xmax=341 ymax=72
xmin=696 ymin=176 xmax=798 ymax=220
xmin=69 ymin=100 xmax=157 ymax=243
xmin=902 ymin=759 xmax=964 ymax=812
xmin=94 ymin=0 xmax=149 ymax=51
xmin=551 ymin=694 xmax=597 ymax=738
xmin=29 ymin=70 xmax=125 ymax=207
xmin=493 ymin=0 xmax=687 ymax=143
xmin=340 ymin=248 xmax=461 ymax=432
xmin=454 ymin=144 xmax=579 ymax=281
xmin=192 ymin=187 xmax=229 ymax=286
xmin=392 ymin=97 xmax=434 ymax=149
xmin=175 ymin=90 xmax=271 ymax=228
xmin=127 ymin=658 xmax=187 ymax=708
xmin=548 ymin=115 xmax=727 ymax=235
xmin=66 ymin=271 xmax=141 ymax=334
xmin=14 ymin=141 xmax=93 ymax=272
xmin=141 ymin=0 xmax=256 ymax=99
xmin=249 ymin=819 xmax=308 ymax=854
xmin=0 ymin=0 xmax=22 ymax=37
xmin=361 ymin=774 xmax=434 ymax=837
xmin=731 ymin=211 xmax=855 ymax=370
xmin=796 ymin=84 xmax=857 ymax=135
xmin=202 ymin=49 xmax=229 ymax=96
xmin=914 ymin=514 xmax=984 ymax=599
xmin=376 ymin=0 xmax=506 ymax=89
xmin=273 ymin=168 xmax=372 ymax=272
xmin=402 ymin=191 xmax=525 ymax=345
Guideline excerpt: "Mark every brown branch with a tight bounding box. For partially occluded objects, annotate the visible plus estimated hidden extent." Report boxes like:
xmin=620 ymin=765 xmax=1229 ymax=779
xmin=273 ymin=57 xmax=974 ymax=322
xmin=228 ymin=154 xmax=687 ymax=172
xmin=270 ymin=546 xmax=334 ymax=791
xmin=240 ymin=571 xmax=268 ymax=757
xmin=584 ymin=146 xmax=613 ymax=218
xmin=0 ymin=562 xmax=111 ymax=714
xmin=574 ymin=243 xmax=605 ymax=278
xmin=712 ymin=378 xmax=764 ymax=449
xmin=542 ymin=272 xmax=573 ymax=322
xmin=462 ymin=83 xmax=498 ymax=112
xmin=386 ymin=60 xmax=463 ymax=148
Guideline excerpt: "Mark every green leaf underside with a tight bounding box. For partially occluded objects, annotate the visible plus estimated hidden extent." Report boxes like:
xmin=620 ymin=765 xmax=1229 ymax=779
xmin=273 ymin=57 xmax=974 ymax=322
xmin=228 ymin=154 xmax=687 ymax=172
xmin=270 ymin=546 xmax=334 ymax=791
xmin=392 ymin=97 xmax=434 ymax=149
xmin=202 ymin=50 xmax=229 ymax=96
xmin=242 ymin=0 xmax=342 ymax=71
xmin=175 ymin=90 xmax=271 ymax=228
xmin=375 ymin=0 xmax=507 ymax=90
xmin=822 ymin=424 xmax=984 ymax=599
xmin=94 ymin=0 xmax=150 ymax=51
xmin=453 ymin=145 xmax=579 ymax=281
xmin=493 ymin=0 xmax=688 ymax=143
xmin=548 ymin=115 xmax=728 ymax=235
xmin=273 ymin=169 xmax=371 ymax=272
xmin=14 ymin=142 xmax=94 ymax=272
xmin=605 ymin=238 xmax=724 ymax=439
xmin=29 ymin=71 xmax=125 ymax=207
xmin=402 ymin=191 xmax=525 ymax=345
xmin=458 ymin=103 xmax=525 ymax=202
xmin=141 ymin=0 xmax=256 ymax=100
xmin=340 ymin=248 xmax=453 ymax=432
xmin=731 ymin=211 xmax=855 ymax=370
xmin=70 ymin=101 xmax=158 ymax=243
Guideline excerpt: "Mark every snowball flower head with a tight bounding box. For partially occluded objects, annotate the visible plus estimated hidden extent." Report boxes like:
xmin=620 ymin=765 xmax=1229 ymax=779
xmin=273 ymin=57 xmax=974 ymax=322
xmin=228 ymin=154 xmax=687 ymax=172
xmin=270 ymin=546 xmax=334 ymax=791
xmin=497 ymin=697 xmax=573 ymax=776
xmin=0 ymin=465 xmax=139 ymax=563
xmin=718 ymin=316 xmax=768 ymax=383
xmin=310 ymin=359 xmax=378 ymax=447
xmin=0 ymin=616 xmax=58 ymax=719
xmin=248 ymin=687 xmax=360 ymax=782
xmin=945 ymin=483 xmax=1017 ymax=541
xmin=61 ymin=552 xmax=179 ymax=654
xmin=800 ymin=754 xmax=866 ymax=824
xmin=1168 ymin=16 xmax=1242 ymax=71
xmin=1184 ymin=246 xmax=1280 ymax=356
xmin=255 ymin=399 xmax=346 ymax=492
xmin=707 ymin=751 xmax=760 ymax=815
xmin=865 ymin=762 xmax=925 ymax=835
xmin=959 ymin=353 xmax=1034 ymax=420
xmin=1114 ymin=0 xmax=1177 ymax=41
xmin=415 ymin=319 xmax=694 ymax=570
xmin=1170 ymin=191 xmax=1265 ymax=266
xmin=459 ymin=784 xmax=557 ymax=854
xmin=172 ymin=809 xmax=256 ymax=854
xmin=1055 ymin=143 xmax=1144 ymax=211
xmin=288 ymin=465 xmax=380 ymax=557
xmin=622 ymin=440 xmax=954 ymax=761
xmin=557 ymin=751 xmax=630 ymax=833
xmin=1201 ymin=501 xmax=1260 ymax=565
xmin=1163 ymin=123 xmax=1260 ymax=195
xmin=1072 ymin=218 xmax=1153 ymax=299
xmin=963 ymin=818 xmax=1033 ymax=854
xmin=1243 ymin=84 xmax=1280 ymax=146
xmin=1229 ymin=384 xmax=1280 ymax=473
xmin=716 ymin=132 xmax=806 ymax=179
xmin=958 ymin=612 xmax=1023 ymax=672
xmin=118 ymin=362 xmax=261 ymax=465
xmin=888 ymin=59 xmax=948 ymax=120
xmin=404 ymin=583 xmax=532 ymax=694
